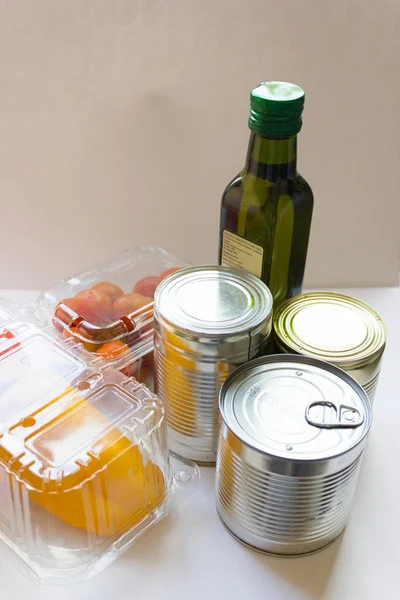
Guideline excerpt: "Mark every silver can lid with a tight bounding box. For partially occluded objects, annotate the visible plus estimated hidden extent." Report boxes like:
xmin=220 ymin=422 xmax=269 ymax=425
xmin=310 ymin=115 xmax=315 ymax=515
xmin=154 ymin=266 xmax=272 ymax=336
xmin=220 ymin=355 xmax=372 ymax=461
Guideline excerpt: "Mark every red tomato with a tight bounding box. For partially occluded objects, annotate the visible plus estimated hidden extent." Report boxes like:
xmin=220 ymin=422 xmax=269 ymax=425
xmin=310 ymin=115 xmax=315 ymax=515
xmin=92 ymin=281 xmax=124 ymax=304
xmin=158 ymin=267 xmax=184 ymax=281
xmin=121 ymin=358 xmax=153 ymax=386
xmin=132 ymin=276 xmax=160 ymax=299
xmin=73 ymin=289 xmax=113 ymax=325
xmin=53 ymin=298 xmax=78 ymax=332
xmin=121 ymin=363 xmax=135 ymax=377
xmin=112 ymin=293 xmax=152 ymax=319
xmin=96 ymin=340 xmax=129 ymax=361
xmin=142 ymin=350 xmax=154 ymax=366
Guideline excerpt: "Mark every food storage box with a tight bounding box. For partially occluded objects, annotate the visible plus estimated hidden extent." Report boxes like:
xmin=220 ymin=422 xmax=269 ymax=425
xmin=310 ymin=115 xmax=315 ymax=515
xmin=0 ymin=316 xmax=198 ymax=584
xmin=0 ymin=297 xmax=20 ymax=327
xmin=37 ymin=247 xmax=188 ymax=389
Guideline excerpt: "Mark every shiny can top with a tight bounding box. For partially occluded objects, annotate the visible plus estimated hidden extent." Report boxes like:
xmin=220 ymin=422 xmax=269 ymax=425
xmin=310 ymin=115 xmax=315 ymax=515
xmin=154 ymin=265 xmax=272 ymax=337
xmin=219 ymin=355 xmax=371 ymax=461
xmin=274 ymin=292 xmax=386 ymax=369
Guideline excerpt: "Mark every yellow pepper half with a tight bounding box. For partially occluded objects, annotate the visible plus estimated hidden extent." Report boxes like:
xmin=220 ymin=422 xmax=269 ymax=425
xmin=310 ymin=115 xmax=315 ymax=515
xmin=0 ymin=371 xmax=166 ymax=537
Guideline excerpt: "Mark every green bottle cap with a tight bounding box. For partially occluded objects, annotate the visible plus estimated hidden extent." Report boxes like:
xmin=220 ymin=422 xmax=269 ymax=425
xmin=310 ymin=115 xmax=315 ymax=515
xmin=249 ymin=81 xmax=305 ymax=139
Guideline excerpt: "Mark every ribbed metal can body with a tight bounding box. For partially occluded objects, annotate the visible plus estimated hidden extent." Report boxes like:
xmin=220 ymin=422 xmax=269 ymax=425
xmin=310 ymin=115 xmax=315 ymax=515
xmin=155 ymin=334 xmax=241 ymax=463
xmin=217 ymin=426 xmax=363 ymax=555
xmin=216 ymin=355 xmax=372 ymax=555
xmin=154 ymin=266 xmax=273 ymax=464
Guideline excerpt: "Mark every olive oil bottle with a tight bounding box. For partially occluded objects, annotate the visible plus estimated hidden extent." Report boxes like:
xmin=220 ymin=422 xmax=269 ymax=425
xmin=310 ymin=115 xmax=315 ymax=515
xmin=218 ymin=81 xmax=313 ymax=309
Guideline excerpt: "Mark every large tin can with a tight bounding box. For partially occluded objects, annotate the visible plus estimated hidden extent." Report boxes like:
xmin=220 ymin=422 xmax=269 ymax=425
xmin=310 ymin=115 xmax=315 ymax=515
xmin=273 ymin=292 xmax=386 ymax=402
xmin=154 ymin=266 xmax=273 ymax=464
xmin=216 ymin=354 xmax=372 ymax=556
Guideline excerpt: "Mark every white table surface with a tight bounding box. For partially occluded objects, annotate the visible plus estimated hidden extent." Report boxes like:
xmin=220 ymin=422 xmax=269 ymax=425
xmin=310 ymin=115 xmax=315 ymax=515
xmin=1 ymin=287 xmax=399 ymax=600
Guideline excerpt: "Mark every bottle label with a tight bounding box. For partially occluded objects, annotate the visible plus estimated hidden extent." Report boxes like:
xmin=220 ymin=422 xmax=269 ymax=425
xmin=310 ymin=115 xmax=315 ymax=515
xmin=221 ymin=230 xmax=263 ymax=278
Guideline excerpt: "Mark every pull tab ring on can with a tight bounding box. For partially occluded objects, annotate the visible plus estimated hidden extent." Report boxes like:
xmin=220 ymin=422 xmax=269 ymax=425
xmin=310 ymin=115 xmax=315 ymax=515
xmin=305 ymin=400 xmax=364 ymax=429
xmin=217 ymin=354 xmax=372 ymax=556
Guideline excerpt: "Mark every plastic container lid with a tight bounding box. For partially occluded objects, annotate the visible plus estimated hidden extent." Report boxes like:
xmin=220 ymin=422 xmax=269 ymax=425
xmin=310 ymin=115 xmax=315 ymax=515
xmin=0 ymin=319 xmax=198 ymax=584
xmin=37 ymin=247 xmax=188 ymax=373
xmin=0 ymin=297 xmax=20 ymax=327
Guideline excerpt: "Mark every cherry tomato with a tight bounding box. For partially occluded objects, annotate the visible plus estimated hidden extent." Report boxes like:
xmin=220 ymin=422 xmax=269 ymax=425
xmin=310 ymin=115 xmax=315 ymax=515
xmin=158 ymin=266 xmax=184 ymax=281
xmin=121 ymin=358 xmax=153 ymax=386
xmin=132 ymin=276 xmax=160 ymax=299
xmin=53 ymin=298 xmax=78 ymax=332
xmin=96 ymin=340 xmax=129 ymax=361
xmin=73 ymin=289 xmax=113 ymax=325
xmin=142 ymin=350 xmax=154 ymax=366
xmin=92 ymin=281 xmax=124 ymax=304
xmin=112 ymin=293 xmax=152 ymax=319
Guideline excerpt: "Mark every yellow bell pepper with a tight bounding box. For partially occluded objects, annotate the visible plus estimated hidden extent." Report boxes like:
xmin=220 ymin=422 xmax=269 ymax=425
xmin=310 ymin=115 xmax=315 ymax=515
xmin=0 ymin=371 xmax=166 ymax=537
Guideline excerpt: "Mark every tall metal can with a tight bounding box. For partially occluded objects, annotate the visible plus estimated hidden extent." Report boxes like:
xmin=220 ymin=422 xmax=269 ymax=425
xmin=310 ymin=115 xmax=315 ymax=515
xmin=273 ymin=292 xmax=386 ymax=402
xmin=217 ymin=354 xmax=372 ymax=556
xmin=154 ymin=266 xmax=273 ymax=464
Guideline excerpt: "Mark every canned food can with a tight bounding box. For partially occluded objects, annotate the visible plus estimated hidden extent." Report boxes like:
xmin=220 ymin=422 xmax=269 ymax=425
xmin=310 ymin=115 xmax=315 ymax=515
xmin=154 ymin=266 xmax=273 ymax=464
xmin=273 ymin=292 xmax=386 ymax=402
xmin=216 ymin=354 xmax=372 ymax=556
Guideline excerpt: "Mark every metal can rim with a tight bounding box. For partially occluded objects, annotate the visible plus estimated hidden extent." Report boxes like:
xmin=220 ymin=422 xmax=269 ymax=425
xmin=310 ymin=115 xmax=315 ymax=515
xmin=273 ymin=292 xmax=386 ymax=369
xmin=154 ymin=265 xmax=273 ymax=338
xmin=219 ymin=353 xmax=372 ymax=463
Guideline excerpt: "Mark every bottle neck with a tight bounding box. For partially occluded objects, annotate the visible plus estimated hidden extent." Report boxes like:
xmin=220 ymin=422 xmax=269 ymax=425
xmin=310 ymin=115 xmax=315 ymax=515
xmin=245 ymin=133 xmax=297 ymax=180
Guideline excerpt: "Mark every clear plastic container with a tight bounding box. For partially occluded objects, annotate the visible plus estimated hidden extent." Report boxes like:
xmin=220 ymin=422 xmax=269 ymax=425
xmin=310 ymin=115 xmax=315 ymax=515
xmin=37 ymin=247 xmax=188 ymax=388
xmin=0 ymin=297 xmax=20 ymax=327
xmin=0 ymin=318 xmax=198 ymax=584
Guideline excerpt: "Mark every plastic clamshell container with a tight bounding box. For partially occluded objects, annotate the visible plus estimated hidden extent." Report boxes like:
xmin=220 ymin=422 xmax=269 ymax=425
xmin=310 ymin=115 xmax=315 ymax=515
xmin=0 ymin=297 xmax=20 ymax=327
xmin=0 ymin=319 xmax=198 ymax=584
xmin=37 ymin=247 xmax=188 ymax=387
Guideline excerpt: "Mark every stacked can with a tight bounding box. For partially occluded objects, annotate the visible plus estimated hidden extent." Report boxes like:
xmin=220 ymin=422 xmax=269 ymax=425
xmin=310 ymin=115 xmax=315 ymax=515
xmin=216 ymin=354 xmax=372 ymax=556
xmin=154 ymin=266 xmax=273 ymax=464
xmin=273 ymin=292 xmax=386 ymax=402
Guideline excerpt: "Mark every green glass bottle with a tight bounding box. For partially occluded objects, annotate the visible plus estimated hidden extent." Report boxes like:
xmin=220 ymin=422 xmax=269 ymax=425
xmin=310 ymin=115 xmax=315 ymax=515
xmin=218 ymin=81 xmax=313 ymax=309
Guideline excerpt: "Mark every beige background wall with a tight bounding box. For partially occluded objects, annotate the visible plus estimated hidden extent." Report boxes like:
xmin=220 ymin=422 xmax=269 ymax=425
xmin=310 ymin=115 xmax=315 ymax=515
xmin=0 ymin=0 xmax=399 ymax=289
